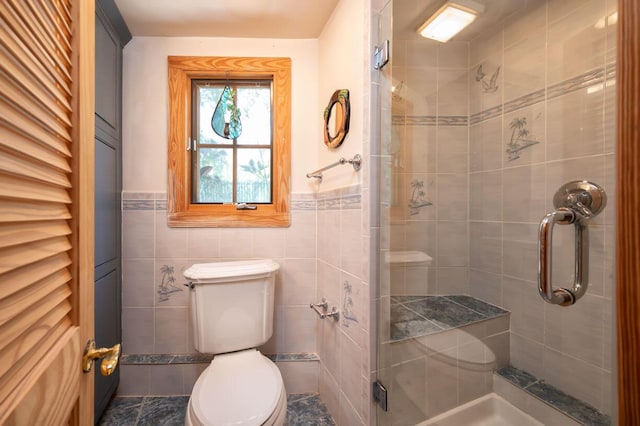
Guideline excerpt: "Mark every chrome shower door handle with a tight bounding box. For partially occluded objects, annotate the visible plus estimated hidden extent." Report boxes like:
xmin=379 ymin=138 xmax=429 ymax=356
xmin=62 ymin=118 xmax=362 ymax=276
xmin=538 ymin=208 xmax=587 ymax=306
xmin=537 ymin=181 xmax=606 ymax=307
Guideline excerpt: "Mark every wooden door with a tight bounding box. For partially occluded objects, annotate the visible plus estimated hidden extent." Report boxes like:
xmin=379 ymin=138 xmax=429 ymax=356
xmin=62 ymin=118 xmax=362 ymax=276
xmin=0 ymin=0 xmax=95 ymax=424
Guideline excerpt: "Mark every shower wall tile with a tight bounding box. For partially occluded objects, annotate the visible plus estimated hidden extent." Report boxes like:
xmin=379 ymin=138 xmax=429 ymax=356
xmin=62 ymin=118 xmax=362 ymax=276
xmin=501 ymin=276 xmax=544 ymax=343
xmin=469 ymin=269 xmax=502 ymax=308
xmin=437 ymin=126 xmax=468 ymax=173
xmin=470 ymin=222 xmax=502 ymax=274
xmin=510 ymin=333 xmax=544 ymax=379
xmin=543 ymin=347 xmax=605 ymax=411
xmin=458 ymin=341 xmax=493 ymax=404
xmin=503 ymin=1 xmax=547 ymax=49
xmin=469 ymin=53 xmax=503 ymax=115
xmin=546 ymin=89 xmax=605 ymax=161
xmin=437 ymin=222 xmax=468 ymax=267
xmin=403 ymin=221 xmax=437 ymax=259
xmin=405 ymin=67 xmax=437 ymax=116
xmin=503 ymin=34 xmax=546 ymax=102
xmin=405 ymin=38 xmax=437 ymax=68
xmin=470 ymin=171 xmax=502 ymax=221
xmin=437 ymin=174 xmax=468 ymax=221
xmin=502 ymin=164 xmax=546 ymax=223
xmin=404 ymin=126 xmax=437 ymax=174
xmin=547 ymin=0 xmax=607 ymax=85
xmin=502 ymin=223 xmax=538 ymax=283
xmin=470 ymin=117 xmax=502 ymax=172
xmin=544 ymin=294 xmax=604 ymax=367
xmin=438 ymin=42 xmax=469 ymax=69
xmin=435 ymin=267 xmax=469 ymax=296
xmin=425 ymin=347 xmax=459 ymax=417
xmin=503 ymin=104 xmax=545 ymax=165
xmin=437 ymin=68 xmax=468 ymax=116
xmin=391 ymin=356 xmax=427 ymax=424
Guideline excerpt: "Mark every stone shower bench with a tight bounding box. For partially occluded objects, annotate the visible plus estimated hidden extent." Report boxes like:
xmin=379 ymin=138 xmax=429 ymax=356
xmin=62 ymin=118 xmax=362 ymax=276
xmin=390 ymin=294 xmax=509 ymax=342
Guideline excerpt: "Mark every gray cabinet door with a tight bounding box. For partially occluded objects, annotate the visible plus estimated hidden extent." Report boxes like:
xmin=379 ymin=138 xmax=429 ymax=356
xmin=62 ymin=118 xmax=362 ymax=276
xmin=94 ymin=0 xmax=130 ymax=420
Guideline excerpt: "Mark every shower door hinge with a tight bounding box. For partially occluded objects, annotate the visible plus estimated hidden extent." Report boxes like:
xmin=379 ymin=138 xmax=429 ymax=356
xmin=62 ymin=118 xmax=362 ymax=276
xmin=373 ymin=40 xmax=390 ymax=70
xmin=373 ymin=380 xmax=388 ymax=411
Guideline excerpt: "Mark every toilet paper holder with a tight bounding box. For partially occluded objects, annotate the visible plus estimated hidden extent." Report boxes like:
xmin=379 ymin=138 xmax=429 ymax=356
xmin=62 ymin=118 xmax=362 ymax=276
xmin=310 ymin=298 xmax=340 ymax=321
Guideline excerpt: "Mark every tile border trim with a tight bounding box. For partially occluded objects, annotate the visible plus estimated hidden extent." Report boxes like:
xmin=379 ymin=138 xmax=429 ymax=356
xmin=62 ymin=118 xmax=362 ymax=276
xmin=496 ymin=366 xmax=610 ymax=426
xmin=393 ymin=63 xmax=616 ymax=127
xmin=120 ymin=352 xmax=320 ymax=365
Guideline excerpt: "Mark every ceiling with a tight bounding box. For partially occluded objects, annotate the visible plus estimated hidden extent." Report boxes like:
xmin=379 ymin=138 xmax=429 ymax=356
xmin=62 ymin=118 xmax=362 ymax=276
xmin=393 ymin=0 xmax=537 ymax=41
xmin=113 ymin=0 xmax=340 ymax=38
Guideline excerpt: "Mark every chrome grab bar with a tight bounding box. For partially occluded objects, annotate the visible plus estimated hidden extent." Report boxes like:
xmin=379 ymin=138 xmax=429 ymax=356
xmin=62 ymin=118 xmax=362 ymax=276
xmin=538 ymin=181 xmax=606 ymax=306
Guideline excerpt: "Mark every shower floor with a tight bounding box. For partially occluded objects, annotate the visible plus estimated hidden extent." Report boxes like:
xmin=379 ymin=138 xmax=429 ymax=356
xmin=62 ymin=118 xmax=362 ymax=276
xmin=417 ymin=393 xmax=543 ymax=426
xmin=390 ymin=295 xmax=509 ymax=342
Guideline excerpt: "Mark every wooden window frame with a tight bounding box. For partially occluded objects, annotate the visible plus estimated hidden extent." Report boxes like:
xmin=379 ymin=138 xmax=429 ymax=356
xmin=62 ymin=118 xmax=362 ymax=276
xmin=168 ymin=56 xmax=291 ymax=227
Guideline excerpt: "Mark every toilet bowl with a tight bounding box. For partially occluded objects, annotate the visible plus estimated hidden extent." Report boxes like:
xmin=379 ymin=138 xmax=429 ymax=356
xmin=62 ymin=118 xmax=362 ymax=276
xmin=183 ymin=260 xmax=285 ymax=426
xmin=185 ymin=350 xmax=287 ymax=426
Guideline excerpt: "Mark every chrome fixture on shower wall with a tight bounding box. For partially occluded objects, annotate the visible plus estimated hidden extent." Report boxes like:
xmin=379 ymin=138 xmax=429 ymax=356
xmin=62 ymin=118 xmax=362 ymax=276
xmin=538 ymin=181 xmax=607 ymax=306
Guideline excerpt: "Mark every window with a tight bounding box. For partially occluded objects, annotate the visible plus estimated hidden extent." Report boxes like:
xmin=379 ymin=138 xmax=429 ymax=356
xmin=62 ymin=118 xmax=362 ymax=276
xmin=168 ymin=56 xmax=291 ymax=227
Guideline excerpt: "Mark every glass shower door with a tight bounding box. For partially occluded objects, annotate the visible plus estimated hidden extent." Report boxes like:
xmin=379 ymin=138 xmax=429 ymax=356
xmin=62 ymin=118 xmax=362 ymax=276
xmin=376 ymin=1 xmax=617 ymax=425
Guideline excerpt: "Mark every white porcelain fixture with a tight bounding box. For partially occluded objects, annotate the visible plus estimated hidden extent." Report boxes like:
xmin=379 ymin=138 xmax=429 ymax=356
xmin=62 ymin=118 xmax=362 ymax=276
xmin=183 ymin=259 xmax=285 ymax=426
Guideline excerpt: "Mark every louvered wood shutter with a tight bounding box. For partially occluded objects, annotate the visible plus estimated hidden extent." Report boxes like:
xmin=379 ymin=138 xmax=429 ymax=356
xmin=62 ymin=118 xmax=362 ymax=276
xmin=0 ymin=0 xmax=76 ymax=410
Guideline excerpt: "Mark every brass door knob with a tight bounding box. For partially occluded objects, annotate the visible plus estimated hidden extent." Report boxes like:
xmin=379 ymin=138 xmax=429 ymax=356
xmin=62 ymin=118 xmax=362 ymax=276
xmin=82 ymin=339 xmax=121 ymax=376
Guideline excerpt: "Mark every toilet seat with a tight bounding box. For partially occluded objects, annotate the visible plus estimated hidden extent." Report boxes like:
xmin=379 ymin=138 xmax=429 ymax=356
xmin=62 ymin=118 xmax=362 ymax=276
xmin=188 ymin=349 xmax=286 ymax=426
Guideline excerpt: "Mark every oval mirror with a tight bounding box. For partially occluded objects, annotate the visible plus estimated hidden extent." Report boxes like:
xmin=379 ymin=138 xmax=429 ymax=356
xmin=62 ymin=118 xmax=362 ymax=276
xmin=323 ymin=89 xmax=350 ymax=148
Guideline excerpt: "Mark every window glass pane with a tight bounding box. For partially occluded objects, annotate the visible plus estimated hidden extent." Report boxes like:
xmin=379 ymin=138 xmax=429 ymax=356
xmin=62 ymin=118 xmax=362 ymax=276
xmin=237 ymin=86 xmax=271 ymax=146
xmin=237 ymin=148 xmax=271 ymax=203
xmin=198 ymin=86 xmax=230 ymax=145
xmin=197 ymin=148 xmax=233 ymax=203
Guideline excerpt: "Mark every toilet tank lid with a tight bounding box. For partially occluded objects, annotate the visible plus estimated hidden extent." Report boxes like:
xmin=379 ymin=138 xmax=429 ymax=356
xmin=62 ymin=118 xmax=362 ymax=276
xmin=184 ymin=259 xmax=280 ymax=282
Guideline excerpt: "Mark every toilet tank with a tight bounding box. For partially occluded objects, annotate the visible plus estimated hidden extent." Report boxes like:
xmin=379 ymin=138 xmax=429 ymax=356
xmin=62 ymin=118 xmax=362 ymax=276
xmin=184 ymin=259 xmax=280 ymax=354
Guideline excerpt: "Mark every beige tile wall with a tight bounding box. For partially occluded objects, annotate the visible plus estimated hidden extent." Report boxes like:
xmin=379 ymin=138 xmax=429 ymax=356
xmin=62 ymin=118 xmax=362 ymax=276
xmin=120 ymin=193 xmax=321 ymax=394
xmin=468 ymin=0 xmax=617 ymax=415
xmin=316 ymin=186 xmax=372 ymax=426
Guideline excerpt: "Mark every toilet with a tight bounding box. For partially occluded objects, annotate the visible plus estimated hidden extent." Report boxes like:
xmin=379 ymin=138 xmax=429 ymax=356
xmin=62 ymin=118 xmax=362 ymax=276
xmin=183 ymin=259 xmax=287 ymax=426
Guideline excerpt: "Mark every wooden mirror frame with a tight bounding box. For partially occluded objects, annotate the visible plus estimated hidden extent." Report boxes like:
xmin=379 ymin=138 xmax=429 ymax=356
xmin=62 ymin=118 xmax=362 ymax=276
xmin=323 ymin=89 xmax=350 ymax=148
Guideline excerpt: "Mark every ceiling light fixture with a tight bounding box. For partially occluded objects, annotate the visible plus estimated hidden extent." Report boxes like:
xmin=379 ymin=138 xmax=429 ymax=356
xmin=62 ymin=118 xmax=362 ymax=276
xmin=417 ymin=0 xmax=484 ymax=43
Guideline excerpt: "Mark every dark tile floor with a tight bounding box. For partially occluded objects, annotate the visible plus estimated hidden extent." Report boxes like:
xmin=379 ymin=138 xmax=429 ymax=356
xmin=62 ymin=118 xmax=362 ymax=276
xmin=98 ymin=393 xmax=335 ymax=426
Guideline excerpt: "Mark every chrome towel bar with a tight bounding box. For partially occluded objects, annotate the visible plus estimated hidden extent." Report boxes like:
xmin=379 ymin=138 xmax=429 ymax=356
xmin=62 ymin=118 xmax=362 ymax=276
xmin=306 ymin=154 xmax=362 ymax=183
xmin=538 ymin=181 xmax=606 ymax=306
